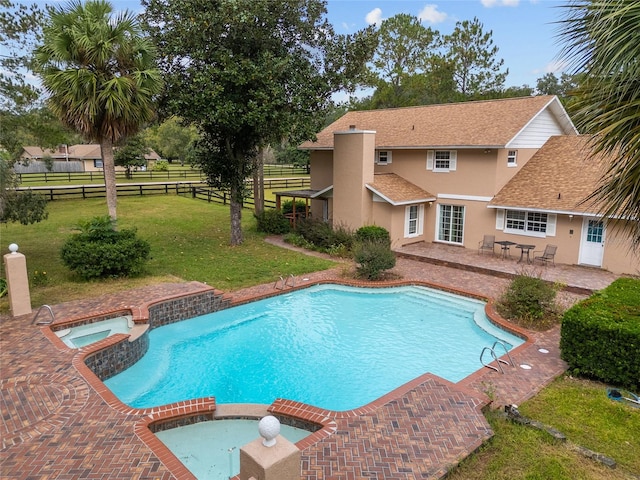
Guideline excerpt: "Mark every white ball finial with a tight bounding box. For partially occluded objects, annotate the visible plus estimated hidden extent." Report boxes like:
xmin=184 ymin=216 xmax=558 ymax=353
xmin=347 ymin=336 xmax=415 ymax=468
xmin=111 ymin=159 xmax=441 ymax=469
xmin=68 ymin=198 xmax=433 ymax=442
xmin=258 ymin=415 xmax=280 ymax=447
xmin=8 ymin=243 xmax=19 ymax=254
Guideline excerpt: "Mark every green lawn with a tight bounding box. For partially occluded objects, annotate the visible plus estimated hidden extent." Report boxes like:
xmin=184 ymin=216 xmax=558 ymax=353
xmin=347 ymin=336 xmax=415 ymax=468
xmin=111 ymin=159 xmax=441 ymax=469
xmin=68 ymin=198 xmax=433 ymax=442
xmin=0 ymin=194 xmax=333 ymax=312
xmin=448 ymin=375 xmax=639 ymax=480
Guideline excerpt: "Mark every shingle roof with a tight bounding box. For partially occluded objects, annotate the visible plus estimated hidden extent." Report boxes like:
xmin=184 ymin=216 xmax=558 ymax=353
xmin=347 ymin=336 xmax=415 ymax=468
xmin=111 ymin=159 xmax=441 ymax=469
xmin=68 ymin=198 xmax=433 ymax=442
xmin=366 ymin=173 xmax=436 ymax=205
xmin=489 ymin=135 xmax=607 ymax=214
xmin=68 ymin=144 xmax=103 ymax=159
xmin=301 ymin=96 xmax=571 ymax=149
xmin=22 ymin=144 xmax=161 ymax=161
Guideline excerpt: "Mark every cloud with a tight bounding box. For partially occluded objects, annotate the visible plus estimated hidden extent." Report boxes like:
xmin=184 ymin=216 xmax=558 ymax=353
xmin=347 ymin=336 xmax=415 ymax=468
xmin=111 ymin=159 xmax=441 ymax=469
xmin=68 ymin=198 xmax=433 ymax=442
xmin=545 ymin=60 xmax=568 ymax=74
xmin=481 ymin=0 xmax=520 ymax=7
xmin=365 ymin=7 xmax=383 ymax=26
xmin=418 ymin=4 xmax=448 ymax=24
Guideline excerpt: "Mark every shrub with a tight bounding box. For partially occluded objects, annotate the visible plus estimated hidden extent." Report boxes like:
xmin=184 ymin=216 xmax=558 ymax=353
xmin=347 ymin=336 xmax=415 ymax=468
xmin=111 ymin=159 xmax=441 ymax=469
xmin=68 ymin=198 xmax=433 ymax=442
xmin=560 ymin=278 xmax=640 ymax=390
xmin=282 ymin=199 xmax=307 ymax=216
xmin=294 ymin=218 xmax=353 ymax=253
xmin=60 ymin=216 xmax=151 ymax=280
xmin=152 ymin=160 xmax=169 ymax=171
xmin=496 ymin=272 xmax=560 ymax=330
xmin=283 ymin=232 xmax=314 ymax=250
xmin=355 ymin=225 xmax=390 ymax=246
xmin=353 ymin=239 xmax=396 ymax=280
xmin=254 ymin=209 xmax=291 ymax=234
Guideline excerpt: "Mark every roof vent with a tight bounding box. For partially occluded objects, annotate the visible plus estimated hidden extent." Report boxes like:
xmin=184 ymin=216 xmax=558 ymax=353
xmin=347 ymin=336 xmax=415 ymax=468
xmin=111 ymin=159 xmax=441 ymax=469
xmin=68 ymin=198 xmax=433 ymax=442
xmin=349 ymin=124 xmax=356 ymax=130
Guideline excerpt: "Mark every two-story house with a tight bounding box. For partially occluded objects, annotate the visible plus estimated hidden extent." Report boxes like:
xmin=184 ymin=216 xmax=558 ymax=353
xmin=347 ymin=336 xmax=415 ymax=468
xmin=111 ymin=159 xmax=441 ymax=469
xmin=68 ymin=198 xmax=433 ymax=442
xmin=298 ymin=95 xmax=639 ymax=276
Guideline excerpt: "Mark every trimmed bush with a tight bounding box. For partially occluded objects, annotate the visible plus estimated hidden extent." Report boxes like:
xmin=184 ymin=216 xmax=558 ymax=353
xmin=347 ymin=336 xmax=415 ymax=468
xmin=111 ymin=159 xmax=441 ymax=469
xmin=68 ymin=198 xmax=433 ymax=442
xmin=560 ymin=278 xmax=640 ymax=390
xmin=496 ymin=273 xmax=560 ymax=329
xmin=355 ymin=225 xmax=390 ymax=246
xmin=254 ymin=209 xmax=291 ymax=234
xmin=61 ymin=216 xmax=151 ymax=279
xmin=353 ymin=238 xmax=396 ymax=280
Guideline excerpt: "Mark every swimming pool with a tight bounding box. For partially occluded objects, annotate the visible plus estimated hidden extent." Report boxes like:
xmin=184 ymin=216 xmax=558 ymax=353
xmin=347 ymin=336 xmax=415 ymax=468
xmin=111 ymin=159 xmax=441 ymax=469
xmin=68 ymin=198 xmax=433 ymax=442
xmin=55 ymin=315 xmax=134 ymax=348
xmin=105 ymin=284 xmax=524 ymax=411
xmin=155 ymin=419 xmax=311 ymax=480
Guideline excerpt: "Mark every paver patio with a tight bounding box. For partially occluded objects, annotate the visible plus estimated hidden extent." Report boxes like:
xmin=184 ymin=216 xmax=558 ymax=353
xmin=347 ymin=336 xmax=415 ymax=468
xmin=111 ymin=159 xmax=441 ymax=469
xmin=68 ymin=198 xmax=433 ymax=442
xmin=1 ymin=240 xmax=620 ymax=479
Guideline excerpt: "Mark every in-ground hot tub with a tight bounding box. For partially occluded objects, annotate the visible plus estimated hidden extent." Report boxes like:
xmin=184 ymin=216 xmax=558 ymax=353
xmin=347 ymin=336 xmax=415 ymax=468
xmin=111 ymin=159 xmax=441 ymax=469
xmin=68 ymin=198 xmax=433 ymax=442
xmin=55 ymin=315 xmax=134 ymax=348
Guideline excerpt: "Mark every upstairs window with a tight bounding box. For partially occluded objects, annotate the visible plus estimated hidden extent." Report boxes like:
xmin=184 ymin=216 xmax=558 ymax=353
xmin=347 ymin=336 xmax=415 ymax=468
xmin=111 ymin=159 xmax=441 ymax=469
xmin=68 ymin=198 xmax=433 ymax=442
xmin=507 ymin=150 xmax=517 ymax=167
xmin=427 ymin=150 xmax=457 ymax=172
xmin=375 ymin=150 xmax=392 ymax=165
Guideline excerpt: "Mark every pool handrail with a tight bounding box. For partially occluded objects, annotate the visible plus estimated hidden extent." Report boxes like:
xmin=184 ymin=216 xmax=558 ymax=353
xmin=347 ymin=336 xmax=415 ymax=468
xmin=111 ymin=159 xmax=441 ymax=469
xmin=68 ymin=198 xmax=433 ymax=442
xmin=32 ymin=304 xmax=55 ymax=325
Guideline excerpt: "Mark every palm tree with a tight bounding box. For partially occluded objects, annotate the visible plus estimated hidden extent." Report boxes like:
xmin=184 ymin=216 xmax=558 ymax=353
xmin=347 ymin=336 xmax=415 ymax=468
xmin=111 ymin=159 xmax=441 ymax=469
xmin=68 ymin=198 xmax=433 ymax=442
xmin=34 ymin=0 xmax=162 ymax=220
xmin=558 ymin=0 xmax=640 ymax=249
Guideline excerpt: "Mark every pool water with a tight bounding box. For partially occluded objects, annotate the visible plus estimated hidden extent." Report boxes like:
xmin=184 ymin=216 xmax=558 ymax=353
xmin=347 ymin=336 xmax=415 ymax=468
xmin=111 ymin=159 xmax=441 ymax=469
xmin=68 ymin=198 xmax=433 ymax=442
xmin=56 ymin=316 xmax=134 ymax=348
xmin=155 ymin=419 xmax=310 ymax=480
xmin=105 ymin=284 xmax=524 ymax=411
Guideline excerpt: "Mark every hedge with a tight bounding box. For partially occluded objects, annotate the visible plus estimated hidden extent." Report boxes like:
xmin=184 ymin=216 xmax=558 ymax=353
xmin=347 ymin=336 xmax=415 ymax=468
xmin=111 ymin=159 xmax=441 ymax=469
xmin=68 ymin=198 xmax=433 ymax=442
xmin=560 ymin=278 xmax=640 ymax=390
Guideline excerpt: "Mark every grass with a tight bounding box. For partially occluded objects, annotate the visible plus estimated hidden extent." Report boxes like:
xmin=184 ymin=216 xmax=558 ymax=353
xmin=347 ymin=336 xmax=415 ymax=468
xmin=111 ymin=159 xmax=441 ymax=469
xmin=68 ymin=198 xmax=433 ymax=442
xmin=2 ymin=194 xmax=638 ymax=479
xmin=448 ymin=375 xmax=640 ymax=480
xmin=0 ymin=194 xmax=334 ymax=313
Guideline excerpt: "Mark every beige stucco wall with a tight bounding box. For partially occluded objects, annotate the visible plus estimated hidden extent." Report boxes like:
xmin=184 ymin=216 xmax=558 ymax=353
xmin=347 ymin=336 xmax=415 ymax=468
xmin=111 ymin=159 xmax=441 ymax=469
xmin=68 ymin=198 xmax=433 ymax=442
xmin=308 ymin=141 xmax=638 ymax=276
xmin=332 ymin=130 xmax=375 ymax=231
xmin=310 ymin=151 xmax=333 ymax=189
xmin=375 ymin=148 xmax=529 ymax=198
xmin=494 ymin=148 xmax=538 ymax=192
xmin=483 ymin=212 xmax=639 ymax=275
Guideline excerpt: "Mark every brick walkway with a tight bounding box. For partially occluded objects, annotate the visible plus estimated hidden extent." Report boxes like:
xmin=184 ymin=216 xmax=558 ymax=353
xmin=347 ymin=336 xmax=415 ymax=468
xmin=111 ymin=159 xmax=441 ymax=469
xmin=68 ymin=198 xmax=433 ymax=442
xmin=1 ymin=240 xmax=620 ymax=479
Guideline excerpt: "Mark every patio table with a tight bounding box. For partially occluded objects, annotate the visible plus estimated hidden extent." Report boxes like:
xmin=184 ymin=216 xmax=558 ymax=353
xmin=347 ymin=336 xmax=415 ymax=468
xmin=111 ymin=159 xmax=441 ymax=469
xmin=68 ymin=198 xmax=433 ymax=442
xmin=516 ymin=244 xmax=536 ymax=264
xmin=495 ymin=240 xmax=517 ymax=259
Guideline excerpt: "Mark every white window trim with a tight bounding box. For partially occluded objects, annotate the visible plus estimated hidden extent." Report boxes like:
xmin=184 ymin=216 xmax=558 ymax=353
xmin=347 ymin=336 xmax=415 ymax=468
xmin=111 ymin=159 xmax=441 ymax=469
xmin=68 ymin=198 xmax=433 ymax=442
xmin=375 ymin=150 xmax=392 ymax=165
xmin=499 ymin=209 xmax=556 ymax=238
xmin=436 ymin=204 xmax=465 ymax=245
xmin=507 ymin=150 xmax=518 ymax=167
xmin=404 ymin=204 xmax=424 ymax=238
xmin=427 ymin=150 xmax=457 ymax=172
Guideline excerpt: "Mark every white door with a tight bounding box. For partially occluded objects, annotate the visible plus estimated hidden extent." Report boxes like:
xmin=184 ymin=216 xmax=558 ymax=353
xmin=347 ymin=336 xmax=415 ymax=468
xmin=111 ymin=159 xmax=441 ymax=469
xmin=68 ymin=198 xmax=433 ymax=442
xmin=579 ymin=218 xmax=605 ymax=267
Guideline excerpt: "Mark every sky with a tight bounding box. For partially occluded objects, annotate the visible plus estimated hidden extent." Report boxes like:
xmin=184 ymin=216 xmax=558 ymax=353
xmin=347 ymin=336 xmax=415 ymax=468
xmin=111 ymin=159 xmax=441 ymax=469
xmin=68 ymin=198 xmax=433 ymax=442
xmin=19 ymin=0 xmax=569 ymax=95
xmin=325 ymin=0 xmax=567 ymax=89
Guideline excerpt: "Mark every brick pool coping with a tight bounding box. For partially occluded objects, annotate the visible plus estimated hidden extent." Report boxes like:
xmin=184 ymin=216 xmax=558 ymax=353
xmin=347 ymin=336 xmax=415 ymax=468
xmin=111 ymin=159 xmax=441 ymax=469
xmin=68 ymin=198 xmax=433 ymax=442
xmin=2 ymin=275 xmax=568 ymax=479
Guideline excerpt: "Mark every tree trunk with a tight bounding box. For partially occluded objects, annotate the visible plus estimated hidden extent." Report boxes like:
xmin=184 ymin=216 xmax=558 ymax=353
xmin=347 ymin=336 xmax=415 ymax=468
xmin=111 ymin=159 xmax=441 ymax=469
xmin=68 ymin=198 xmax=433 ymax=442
xmin=100 ymin=137 xmax=118 ymax=221
xmin=229 ymin=183 xmax=243 ymax=246
xmin=253 ymin=148 xmax=265 ymax=215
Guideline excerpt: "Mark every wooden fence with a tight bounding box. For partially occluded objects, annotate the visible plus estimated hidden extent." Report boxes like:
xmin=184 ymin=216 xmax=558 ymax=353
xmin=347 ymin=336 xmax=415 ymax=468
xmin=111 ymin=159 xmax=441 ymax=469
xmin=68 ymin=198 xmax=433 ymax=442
xmin=16 ymin=164 xmax=308 ymax=184
xmin=18 ymin=177 xmax=311 ymax=208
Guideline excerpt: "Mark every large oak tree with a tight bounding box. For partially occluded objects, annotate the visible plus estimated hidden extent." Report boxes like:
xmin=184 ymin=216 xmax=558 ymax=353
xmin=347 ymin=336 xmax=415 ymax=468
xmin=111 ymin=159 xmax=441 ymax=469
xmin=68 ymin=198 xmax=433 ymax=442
xmin=143 ymin=0 xmax=376 ymax=245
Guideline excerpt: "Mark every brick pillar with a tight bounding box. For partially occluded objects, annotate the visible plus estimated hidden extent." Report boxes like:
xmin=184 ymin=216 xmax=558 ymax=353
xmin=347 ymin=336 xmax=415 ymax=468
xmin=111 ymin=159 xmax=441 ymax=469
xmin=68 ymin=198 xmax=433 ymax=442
xmin=239 ymin=416 xmax=301 ymax=480
xmin=3 ymin=245 xmax=32 ymax=317
xmin=239 ymin=435 xmax=301 ymax=480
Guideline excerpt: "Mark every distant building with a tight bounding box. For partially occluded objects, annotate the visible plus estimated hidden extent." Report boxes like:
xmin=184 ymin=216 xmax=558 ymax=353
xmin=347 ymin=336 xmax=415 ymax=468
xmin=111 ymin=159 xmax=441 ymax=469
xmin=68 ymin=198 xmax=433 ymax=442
xmin=20 ymin=144 xmax=161 ymax=172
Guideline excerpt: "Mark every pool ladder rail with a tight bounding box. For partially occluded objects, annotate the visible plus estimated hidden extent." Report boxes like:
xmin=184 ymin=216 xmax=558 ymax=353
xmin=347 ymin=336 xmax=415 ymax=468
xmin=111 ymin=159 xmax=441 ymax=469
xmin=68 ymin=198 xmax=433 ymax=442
xmin=32 ymin=304 xmax=55 ymax=325
xmin=274 ymin=274 xmax=296 ymax=290
xmin=480 ymin=340 xmax=515 ymax=374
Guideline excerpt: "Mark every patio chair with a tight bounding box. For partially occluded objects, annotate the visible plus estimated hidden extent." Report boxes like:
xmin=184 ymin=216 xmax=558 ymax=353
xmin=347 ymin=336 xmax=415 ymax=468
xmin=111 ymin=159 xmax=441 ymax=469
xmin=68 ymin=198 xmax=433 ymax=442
xmin=478 ymin=235 xmax=495 ymax=255
xmin=533 ymin=244 xmax=557 ymax=266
